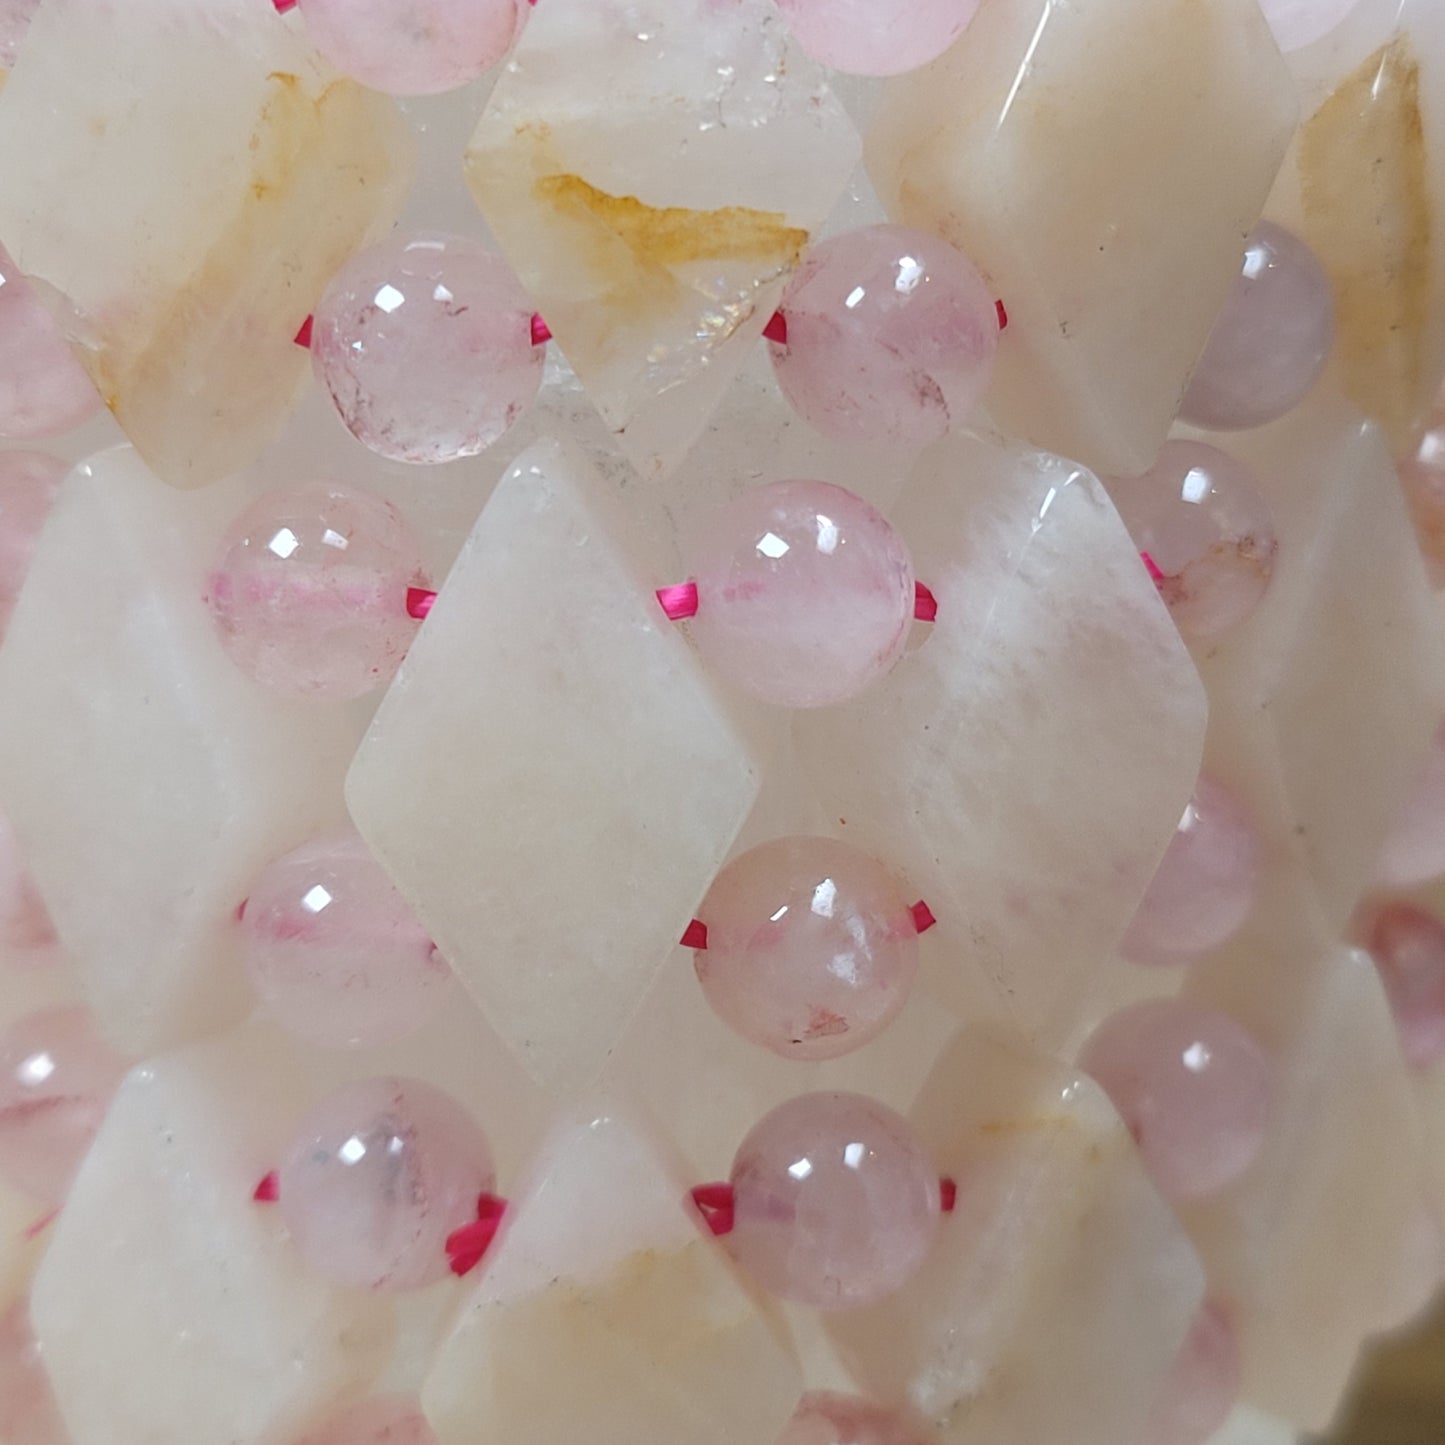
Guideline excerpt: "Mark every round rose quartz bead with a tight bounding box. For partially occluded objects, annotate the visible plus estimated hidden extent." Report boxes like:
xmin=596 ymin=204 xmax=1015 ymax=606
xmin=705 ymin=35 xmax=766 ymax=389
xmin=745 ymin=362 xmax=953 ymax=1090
xmin=278 ymin=1076 xmax=493 ymax=1291
xmin=294 ymin=1395 xmax=437 ymax=1445
xmin=1120 ymin=776 xmax=1262 ymax=968
xmin=1146 ymin=1302 xmax=1241 ymax=1445
xmin=0 ymin=248 xmax=99 ymax=440
xmin=0 ymin=813 xmax=56 ymax=959
xmin=1257 ymin=0 xmax=1362 ymax=52
xmin=298 ymin=0 xmax=527 ymax=96
xmin=0 ymin=1006 xmax=127 ymax=1205
xmin=687 ymin=480 xmax=915 ymax=709
xmin=0 ymin=1299 xmax=67 ymax=1445
xmin=1107 ymin=441 xmax=1278 ymax=642
xmin=312 ymin=233 xmax=543 ymax=465
xmin=1400 ymin=414 xmax=1445 ymax=587
xmin=207 ymin=483 xmax=426 ymax=700
xmin=0 ymin=450 xmax=64 ymax=646
xmin=777 ymin=1392 xmax=938 ymax=1445
xmin=241 ymin=831 xmax=452 ymax=1050
xmin=770 ymin=225 xmax=997 ymax=449
xmin=1079 ymin=1000 xmax=1273 ymax=1203
xmin=1377 ymin=721 xmax=1445 ymax=887
xmin=1181 ymin=222 xmax=1334 ymax=432
xmin=694 ymin=836 xmax=919 ymax=1061
xmin=727 ymin=1091 xmax=939 ymax=1309
xmin=776 ymin=0 xmax=979 ymax=75
xmin=1361 ymin=901 xmax=1445 ymax=1068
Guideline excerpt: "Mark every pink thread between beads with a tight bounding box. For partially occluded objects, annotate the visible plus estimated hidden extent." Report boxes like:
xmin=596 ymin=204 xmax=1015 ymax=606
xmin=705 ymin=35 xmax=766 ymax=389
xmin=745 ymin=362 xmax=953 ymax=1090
xmin=253 ymin=1171 xmax=280 ymax=1203
xmin=274 ymin=0 xmax=298 ymax=12
xmin=406 ymin=587 xmax=437 ymax=620
xmin=680 ymin=919 xmax=709 ymax=950
xmin=658 ymin=580 xmax=938 ymax=624
xmin=445 ymin=1192 xmax=508 ymax=1276
xmin=910 ymin=900 xmax=937 ymax=934
xmin=691 ymin=1182 xmax=735 ymax=1236
xmin=763 ymin=311 xmax=789 ymax=346
xmin=940 ymin=1177 xmax=957 ymax=1213
xmin=1140 ymin=551 xmax=1167 ymax=586
xmin=995 ymin=299 xmax=1008 ymax=331
xmin=530 ymin=313 xmax=552 ymax=346
xmin=293 ymin=316 xmax=313 ymax=349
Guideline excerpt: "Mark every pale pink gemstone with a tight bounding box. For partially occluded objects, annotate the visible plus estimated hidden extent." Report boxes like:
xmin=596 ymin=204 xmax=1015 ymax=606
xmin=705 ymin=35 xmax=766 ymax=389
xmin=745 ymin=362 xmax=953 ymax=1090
xmin=0 ymin=1299 xmax=68 ymax=1445
xmin=0 ymin=0 xmax=39 ymax=67
xmin=1079 ymin=1000 xmax=1274 ymax=1203
xmin=0 ymin=247 xmax=99 ymax=440
xmin=0 ymin=812 xmax=57 ymax=958
xmin=0 ymin=1006 xmax=128 ymax=1206
xmin=1181 ymin=223 xmax=1335 ymax=432
xmin=0 ymin=450 xmax=65 ymax=646
xmin=297 ymin=0 xmax=527 ymax=96
xmin=770 ymin=225 xmax=997 ymax=449
xmin=688 ymin=480 xmax=915 ymax=709
xmin=1376 ymin=720 xmax=1445 ymax=887
xmin=278 ymin=1076 xmax=493 ymax=1291
xmin=694 ymin=836 xmax=919 ymax=1061
xmin=1257 ymin=0 xmax=1363 ymax=52
xmin=1361 ymin=901 xmax=1445 ymax=1068
xmin=207 ymin=483 xmax=426 ymax=700
xmin=1145 ymin=1301 xmax=1242 ymax=1445
xmin=1399 ymin=412 xmax=1445 ymax=588
xmin=241 ymin=831 xmax=452 ymax=1050
xmin=775 ymin=0 xmax=979 ymax=75
xmin=293 ymin=1395 xmax=437 ymax=1445
xmin=1120 ymin=775 xmax=1262 ymax=967
xmin=1107 ymin=441 xmax=1277 ymax=643
xmin=727 ymin=1091 xmax=939 ymax=1309
xmin=312 ymin=233 xmax=543 ymax=464
xmin=776 ymin=1392 xmax=938 ymax=1445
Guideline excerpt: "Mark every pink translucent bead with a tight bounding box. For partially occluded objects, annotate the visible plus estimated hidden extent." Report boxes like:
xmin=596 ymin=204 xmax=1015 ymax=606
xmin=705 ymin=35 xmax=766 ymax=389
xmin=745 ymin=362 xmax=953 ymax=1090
xmin=0 ymin=450 xmax=65 ymax=646
xmin=1181 ymin=222 xmax=1334 ymax=432
xmin=0 ymin=813 xmax=57 ymax=958
xmin=1399 ymin=413 xmax=1445 ymax=588
xmin=727 ymin=1091 xmax=939 ymax=1309
xmin=1120 ymin=776 xmax=1262 ymax=967
xmin=278 ymin=1076 xmax=493 ymax=1291
xmin=775 ymin=0 xmax=979 ymax=76
xmin=1361 ymin=901 xmax=1445 ymax=1068
xmin=1079 ymin=1000 xmax=1274 ymax=1203
xmin=241 ymin=831 xmax=452 ymax=1049
xmin=770 ymin=225 xmax=997 ymax=448
xmin=294 ymin=1395 xmax=438 ymax=1445
xmin=687 ymin=480 xmax=915 ymax=709
xmin=0 ymin=1299 xmax=68 ymax=1445
xmin=0 ymin=247 xmax=99 ymax=440
xmin=298 ymin=0 xmax=527 ymax=96
xmin=1107 ymin=441 xmax=1278 ymax=642
xmin=0 ymin=1006 xmax=128 ymax=1206
xmin=1376 ymin=721 xmax=1445 ymax=887
xmin=777 ymin=1393 xmax=938 ymax=1445
xmin=694 ymin=836 xmax=919 ymax=1061
xmin=1146 ymin=1302 xmax=1242 ymax=1445
xmin=207 ymin=483 xmax=426 ymax=700
xmin=312 ymin=233 xmax=543 ymax=464
xmin=1257 ymin=0 xmax=1363 ymax=52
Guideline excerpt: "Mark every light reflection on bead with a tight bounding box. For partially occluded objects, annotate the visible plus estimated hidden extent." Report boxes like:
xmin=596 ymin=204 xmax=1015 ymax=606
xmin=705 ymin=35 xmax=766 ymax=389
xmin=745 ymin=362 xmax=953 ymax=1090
xmin=687 ymin=480 xmax=915 ymax=709
xmin=0 ymin=247 xmax=99 ymax=440
xmin=770 ymin=225 xmax=997 ymax=449
xmin=1361 ymin=901 xmax=1445 ymax=1068
xmin=1376 ymin=721 xmax=1445 ymax=888
xmin=775 ymin=0 xmax=979 ymax=76
xmin=694 ymin=836 xmax=918 ymax=1060
xmin=241 ymin=831 xmax=452 ymax=1049
xmin=312 ymin=233 xmax=543 ymax=465
xmin=777 ymin=1392 xmax=938 ymax=1445
xmin=1145 ymin=1301 xmax=1241 ymax=1445
xmin=207 ymin=483 xmax=427 ymax=700
xmin=293 ymin=1394 xmax=438 ymax=1445
xmin=0 ymin=1298 xmax=67 ymax=1445
xmin=1399 ymin=412 xmax=1445 ymax=588
xmin=1257 ymin=0 xmax=1363 ymax=53
xmin=0 ymin=450 xmax=65 ymax=647
xmin=278 ymin=1076 xmax=493 ymax=1291
xmin=727 ymin=1091 xmax=939 ymax=1309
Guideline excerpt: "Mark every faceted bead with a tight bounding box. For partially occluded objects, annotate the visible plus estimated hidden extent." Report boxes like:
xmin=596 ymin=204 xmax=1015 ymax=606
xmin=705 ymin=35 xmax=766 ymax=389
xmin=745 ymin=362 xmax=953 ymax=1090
xmin=240 ymin=831 xmax=452 ymax=1050
xmin=1360 ymin=901 xmax=1445 ymax=1068
xmin=1146 ymin=1302 xmax=1242 ymax=1445
xmin=278 ymin=1076 xmax=493 ymax=1291
xmin=688 ymin=480 xmax=915 ymax=709
xmin=769 ymin=225 xmax=997 ymax=449
xmin=0 ymin=246 xmax=99 ymax=439
xmin=294 ymin=1395 xmax=437 ymax=1445
xmin=1120 ymin=775 xmax=1262 ymax=968
xmin=727 ymin=1091 xmax=939 ymax=1309
xmin=312 ymin=232 xmax=543 ymax=466
xmin=0 ymin=1005 xmax=127 ymax=1206
xmin=1256 ymin=0 xmax=1362 ymax=52
xmin=207 ymin=483 xmax=426 ymax=700
xmin=0 ymin=812 xmax=56 ymax=956
xmin=1079 ymin=1000 xmax=1274 ymax=1203
xmin=297 ymin=0 xmax=527 ymax=96
xmin=0 ymin=449 xmax=63 ymax=647
xmin=1399 ymin=410 xmax=1445 ymax=586
xmin=1106 ymin=441 xmax=1278 ymax=643
xmin=694 ymin=836 xmax=919 ymax=1060
xmin=1376 ymin=721 xmax=1445 ymax=887
xmin=775 ymin=0 xmax=979 ymax=75
xmin=0 ymin=1299 xmax=68 ymax=1445
xmin=777 ymin=1392 xmax=938 ymax=1445
xmin=1181 ymin=223 xmax=1335 ymax=432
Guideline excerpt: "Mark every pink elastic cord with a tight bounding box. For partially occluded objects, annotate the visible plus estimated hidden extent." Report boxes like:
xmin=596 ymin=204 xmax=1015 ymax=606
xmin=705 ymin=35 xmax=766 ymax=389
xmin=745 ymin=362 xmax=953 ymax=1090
xmin=910 ymin=900 xmax=937 ymax=934
xmin=690 ymin=1182 xmax=735 ymax=1236
xmin=680 ymin=919 xmax=709 ymax=950
xmin=530 ymin=313 xmax=552 ymax=346
xmin=656 ymin=582 xmax=699 ymax=621
xmin=762 ymin=311 xmax=788 ymax=345
xmin=407 ymin=587 xmax=438 ymax=620
xmin=914 ymin=582 xmax=939 ymax=623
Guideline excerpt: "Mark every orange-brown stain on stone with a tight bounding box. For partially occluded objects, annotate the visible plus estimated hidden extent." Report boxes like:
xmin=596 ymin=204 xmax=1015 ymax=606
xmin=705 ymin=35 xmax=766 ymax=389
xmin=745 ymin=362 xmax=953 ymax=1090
xmin=1300 ymin=36 xmax=1434 ymax=448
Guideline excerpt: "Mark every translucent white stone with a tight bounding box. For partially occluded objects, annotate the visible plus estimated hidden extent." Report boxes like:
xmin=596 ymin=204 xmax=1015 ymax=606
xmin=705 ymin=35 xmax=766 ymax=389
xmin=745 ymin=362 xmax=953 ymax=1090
xmin=421 ymin=1107 xmax=801 ymax=1445
xmin=31 ymin=1033 xmax=394 ymax=1445
xmin=775 ymin=0 xmax=979 ymax=77
xmin=865 ymin=0 xmax=1297 ymax=477
xmin=796 ymin=435 xmax=1207 ymax=1048
xmin=348 ymin=439 xmax=760 ymax=1092
xmin=0 ymin=0 xmax=414 ymax=487
xmin=1260 ymin=0 xmax=1364 ymax=51
xmin=827 ymin=1029 xmax=1205 ymax=1445
xmin=0 ymin=448 xmax=362 ymax=1053
xmin=463 ymin=0 xmax=860 ymax=479
xmin=0 ymin=449 xmax=63 ymax=647
xmin=0 ymin=1298 xmax=67 ymax=1445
